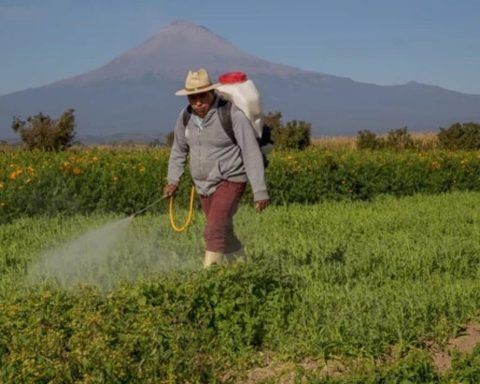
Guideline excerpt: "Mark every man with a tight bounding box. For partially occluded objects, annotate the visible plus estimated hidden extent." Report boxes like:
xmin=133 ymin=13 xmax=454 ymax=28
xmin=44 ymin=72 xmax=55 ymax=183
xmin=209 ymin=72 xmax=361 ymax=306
xmin=164 ymin=68 xmax=269 ymax=268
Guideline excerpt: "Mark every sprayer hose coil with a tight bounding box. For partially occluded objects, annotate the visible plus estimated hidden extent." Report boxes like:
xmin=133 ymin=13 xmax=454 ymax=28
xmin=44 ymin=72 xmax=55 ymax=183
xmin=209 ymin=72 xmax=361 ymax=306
xmin=169 ymin=185 xmax=196 ymax=232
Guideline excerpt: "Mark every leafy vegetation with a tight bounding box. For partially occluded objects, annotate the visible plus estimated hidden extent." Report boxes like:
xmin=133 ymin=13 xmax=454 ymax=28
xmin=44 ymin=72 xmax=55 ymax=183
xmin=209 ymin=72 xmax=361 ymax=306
xmin=1 ymin=192 xmax=480 ymax=382
xmin=357 ymin=127 xmax=415 ymax=150
xmin=357 ymin=122 xmax=480 ymax=152
xmin=2 ymin=147 xmax=480 ymax=222
xmin=438 ymin=122 xmax=480 ymax=150
xmin=264 ymin=111 xmax=311 ymax=150
xmin=1 ymin=127 xmax=480 ymax=382
xmin=11 ymin=109 xmax=76 ymax=151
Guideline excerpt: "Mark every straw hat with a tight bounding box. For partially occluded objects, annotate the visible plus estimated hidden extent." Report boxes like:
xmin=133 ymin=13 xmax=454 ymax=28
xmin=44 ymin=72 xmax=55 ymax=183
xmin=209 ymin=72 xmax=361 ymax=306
xmin=175 ymin=69 xmax=219 ymax=96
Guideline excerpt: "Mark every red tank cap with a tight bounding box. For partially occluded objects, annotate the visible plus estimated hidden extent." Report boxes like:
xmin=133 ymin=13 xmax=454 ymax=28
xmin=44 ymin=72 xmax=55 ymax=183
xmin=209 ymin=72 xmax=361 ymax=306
xmin=218 ymin=72 xmax=247 ymax=84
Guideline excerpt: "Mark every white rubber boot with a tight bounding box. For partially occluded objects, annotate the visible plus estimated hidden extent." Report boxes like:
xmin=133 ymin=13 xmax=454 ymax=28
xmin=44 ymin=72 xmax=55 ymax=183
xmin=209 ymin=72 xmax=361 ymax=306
xmin=203 ymin=251 xmax=223 ymax=268
xmin=225 ymin=246 xmax=246 ymax=264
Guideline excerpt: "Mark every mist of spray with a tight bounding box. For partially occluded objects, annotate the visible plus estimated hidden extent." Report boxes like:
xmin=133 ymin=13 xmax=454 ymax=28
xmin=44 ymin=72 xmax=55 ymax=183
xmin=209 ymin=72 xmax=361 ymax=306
xmin=26 ymin=215 xmax=192 ymax=292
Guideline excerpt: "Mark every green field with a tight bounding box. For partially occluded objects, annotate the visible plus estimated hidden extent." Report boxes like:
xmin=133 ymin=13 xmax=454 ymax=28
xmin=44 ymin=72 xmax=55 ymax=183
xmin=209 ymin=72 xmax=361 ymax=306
xmin=2 ymin=148 xmax=480 ymax=222
xmin=1 ymin=191 xmax=480 ymax=383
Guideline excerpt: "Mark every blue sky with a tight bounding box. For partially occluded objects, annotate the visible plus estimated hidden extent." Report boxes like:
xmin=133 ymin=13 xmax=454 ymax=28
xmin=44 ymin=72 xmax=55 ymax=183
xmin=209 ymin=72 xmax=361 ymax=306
xmin=1 ymin=0 xmax=479 ymax=96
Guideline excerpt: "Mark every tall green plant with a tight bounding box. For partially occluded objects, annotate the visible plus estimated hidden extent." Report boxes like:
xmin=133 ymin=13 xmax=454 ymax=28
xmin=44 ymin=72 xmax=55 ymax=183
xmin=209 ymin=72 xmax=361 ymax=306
xmin=357 ymin=127 xmax=414 ymax=151
xmin=385 ymin=126 xmax=415 ymax=150
xmin=438 ymin=122 xmax=480 ymax=150
xmin=357 ymin=130 xmax=384 ymax=150
xmin=11 ymin=109 xmax=76 ymax=151
xmin=264 ymin=111 xmax=311 ymax=150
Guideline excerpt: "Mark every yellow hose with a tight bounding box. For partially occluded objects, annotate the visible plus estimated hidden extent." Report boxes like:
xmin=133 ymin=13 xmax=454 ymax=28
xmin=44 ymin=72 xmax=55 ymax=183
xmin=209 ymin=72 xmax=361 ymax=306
xmin=169 ymin=185 xmax=196 ymax=232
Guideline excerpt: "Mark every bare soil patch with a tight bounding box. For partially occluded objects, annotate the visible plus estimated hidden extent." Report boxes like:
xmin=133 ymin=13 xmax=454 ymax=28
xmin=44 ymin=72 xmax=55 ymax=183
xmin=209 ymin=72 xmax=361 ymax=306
xmin=233 ymin=322 xmax=480 ymax=383
xmin=430 ymin=322 xmax=480 ymax=374
xmin=241 ymin=355 xmax=344 ymax=384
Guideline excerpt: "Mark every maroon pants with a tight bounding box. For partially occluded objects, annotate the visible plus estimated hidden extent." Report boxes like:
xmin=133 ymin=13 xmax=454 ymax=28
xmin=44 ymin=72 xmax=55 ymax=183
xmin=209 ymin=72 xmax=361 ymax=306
xmin=199 ymin=181 xmax=246 ymax=253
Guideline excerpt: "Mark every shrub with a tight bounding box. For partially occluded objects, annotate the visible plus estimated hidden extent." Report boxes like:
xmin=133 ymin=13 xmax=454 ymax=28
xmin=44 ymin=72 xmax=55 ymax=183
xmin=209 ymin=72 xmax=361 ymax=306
xmin=263 ymin=111 xmax=283 ymax=132
xmin=438 ymin=122 xmax=480 ymax=150
xmin=11 ymin=109 xmax=76 ymax=151
xmin=357 ymin=130 xmax=384 ymax=150
xmin=357 ymin=127 xmax=415 ymax=151
xmin=264 ymin=112 xmax=311 ymax=151
xmin=275 ymin=120 xmax=311 ymax=150
xmin=385 ymin=127 xmax=415 ymax=151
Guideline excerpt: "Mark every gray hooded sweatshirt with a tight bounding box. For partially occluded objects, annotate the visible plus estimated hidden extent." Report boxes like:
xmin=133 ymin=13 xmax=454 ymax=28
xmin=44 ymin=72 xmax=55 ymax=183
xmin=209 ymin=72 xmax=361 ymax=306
xmin=167 ymin=96 xmax=269 ymax=201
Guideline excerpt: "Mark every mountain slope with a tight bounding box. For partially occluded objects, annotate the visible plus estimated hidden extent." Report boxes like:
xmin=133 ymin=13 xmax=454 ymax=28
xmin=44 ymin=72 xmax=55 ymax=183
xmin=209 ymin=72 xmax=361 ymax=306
xmin=56 ymin=20 xmax=306 ymax=85
xmin=1 ymin=20 xmax=479 ymax=141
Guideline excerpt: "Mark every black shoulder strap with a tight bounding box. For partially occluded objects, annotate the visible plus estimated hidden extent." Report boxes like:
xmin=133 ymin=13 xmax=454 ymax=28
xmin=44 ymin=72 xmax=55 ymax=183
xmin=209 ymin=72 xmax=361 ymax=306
xmin=181 ymin=98 xmax=236 ymax=145
xmin=217 ymin=98 xmax=236 ymax=145
xmin=182 ymin=105 xmax=192 ymax=128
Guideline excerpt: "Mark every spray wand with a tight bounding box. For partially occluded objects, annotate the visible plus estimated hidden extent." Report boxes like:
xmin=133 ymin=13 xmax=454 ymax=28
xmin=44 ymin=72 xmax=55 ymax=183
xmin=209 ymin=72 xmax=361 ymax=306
xmin=131 ymin=195 xmax=168 ymax=217
xmin=131 ymin=186 xmax=196 ymax=232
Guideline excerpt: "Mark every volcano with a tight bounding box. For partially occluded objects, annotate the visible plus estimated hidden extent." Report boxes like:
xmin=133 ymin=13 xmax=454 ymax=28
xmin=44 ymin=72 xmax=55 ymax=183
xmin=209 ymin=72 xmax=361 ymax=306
xmin=1 ymin=20 xmax=479 ymax=142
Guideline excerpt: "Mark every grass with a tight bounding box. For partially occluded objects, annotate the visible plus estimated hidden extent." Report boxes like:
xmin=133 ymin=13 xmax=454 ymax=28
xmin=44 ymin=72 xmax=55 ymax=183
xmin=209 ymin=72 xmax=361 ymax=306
xmin=1 ymin=191 xmax=480 ymax=382
xmin=312 ymin=131 xmax=439 ymax=151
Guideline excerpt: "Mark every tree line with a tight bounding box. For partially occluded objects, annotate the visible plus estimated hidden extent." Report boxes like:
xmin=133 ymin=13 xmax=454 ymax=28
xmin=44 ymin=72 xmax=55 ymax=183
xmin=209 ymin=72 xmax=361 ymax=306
xmin=8 ymin=109 xmax=480 ymax=152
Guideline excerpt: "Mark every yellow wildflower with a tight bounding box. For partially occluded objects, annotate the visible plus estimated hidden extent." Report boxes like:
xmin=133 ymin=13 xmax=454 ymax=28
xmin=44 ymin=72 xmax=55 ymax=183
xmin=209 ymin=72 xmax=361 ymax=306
xmin=9 ymin=169 xmax=22 ymax=180
xmin=72 ymin=167 xmax=82 ymax=175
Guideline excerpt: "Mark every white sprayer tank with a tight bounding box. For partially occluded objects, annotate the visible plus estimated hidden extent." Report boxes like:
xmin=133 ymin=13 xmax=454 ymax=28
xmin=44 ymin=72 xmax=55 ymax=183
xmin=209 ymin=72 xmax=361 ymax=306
xmin=216 ymin=72 xmax=264 ymax=139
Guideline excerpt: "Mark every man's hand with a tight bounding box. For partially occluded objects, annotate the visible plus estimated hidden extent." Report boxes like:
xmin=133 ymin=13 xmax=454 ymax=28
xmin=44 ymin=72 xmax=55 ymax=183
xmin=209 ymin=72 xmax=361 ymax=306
xmin=255 ymin=199 xmax=269 ymax=213
xmin=163 ymin=184 xmax=178 ymax=198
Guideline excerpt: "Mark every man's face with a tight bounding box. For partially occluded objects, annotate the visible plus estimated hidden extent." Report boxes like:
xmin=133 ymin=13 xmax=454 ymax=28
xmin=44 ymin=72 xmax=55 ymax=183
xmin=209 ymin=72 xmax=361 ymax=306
xmin=187 ymin=91 xmax=215 ymax=118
